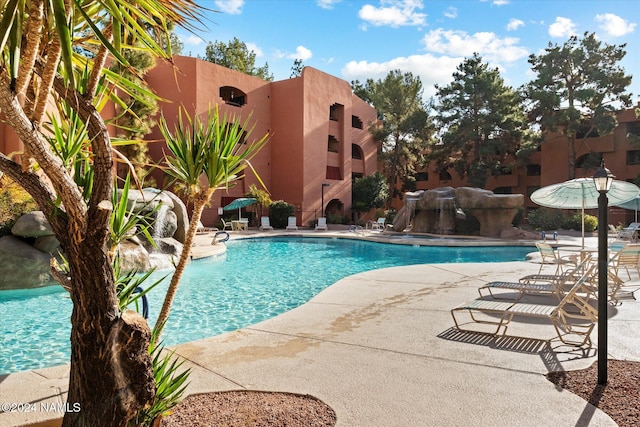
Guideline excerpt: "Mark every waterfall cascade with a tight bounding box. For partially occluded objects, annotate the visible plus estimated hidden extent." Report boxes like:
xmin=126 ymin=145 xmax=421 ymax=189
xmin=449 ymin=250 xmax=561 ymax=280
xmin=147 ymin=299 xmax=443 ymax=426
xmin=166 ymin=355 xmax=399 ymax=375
xmin=405 ymin=198 xmax=419 ymax=233
xmin=436 ymin=197 xmax=456 ymax=235
xmin=153 ymin=203 xmax=170 ymax=242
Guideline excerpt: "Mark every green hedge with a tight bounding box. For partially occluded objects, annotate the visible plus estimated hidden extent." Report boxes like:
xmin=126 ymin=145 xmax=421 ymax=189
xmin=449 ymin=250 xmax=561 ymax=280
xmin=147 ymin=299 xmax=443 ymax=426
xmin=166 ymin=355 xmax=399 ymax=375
xmin=527 ymin=208 xmax=564 ymax=231
xmin=269 ymin=200 xmax=294 ymax=228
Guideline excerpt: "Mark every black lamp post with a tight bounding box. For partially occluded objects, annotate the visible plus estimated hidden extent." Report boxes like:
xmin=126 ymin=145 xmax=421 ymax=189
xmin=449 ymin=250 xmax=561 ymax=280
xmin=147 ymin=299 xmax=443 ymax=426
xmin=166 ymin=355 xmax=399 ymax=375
xmin=593 ymin=160 xmax=614 ymax=385
xmin=321 ymin=183 xmax=330 ymax=217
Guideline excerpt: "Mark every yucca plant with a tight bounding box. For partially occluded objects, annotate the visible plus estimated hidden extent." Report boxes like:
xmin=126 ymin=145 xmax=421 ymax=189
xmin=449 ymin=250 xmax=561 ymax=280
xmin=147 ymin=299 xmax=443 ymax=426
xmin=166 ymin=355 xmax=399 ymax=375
xmin=109 ymin=174 xmax=159 ymax=259
xmin=0 ymin=0 xmax=207 ymax=424
xmin=113 ymin=257 xmax=167 ymax=319
xmin=129 ymin=323 xmax=191 ymax=427
xmin=154 ymin=105 xmax=269 ymax=337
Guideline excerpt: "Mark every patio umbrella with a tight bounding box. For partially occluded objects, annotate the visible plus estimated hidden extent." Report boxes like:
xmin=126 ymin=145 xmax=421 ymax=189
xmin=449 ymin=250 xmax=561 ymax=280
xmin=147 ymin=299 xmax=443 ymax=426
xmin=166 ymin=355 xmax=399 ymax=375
xmin=223 ymin=197 xmax=257 ymax=219
xmin=614 ymin=196 xmax=640 ymax=223
xmin=530 ymin=178 xmax=640 ymax=247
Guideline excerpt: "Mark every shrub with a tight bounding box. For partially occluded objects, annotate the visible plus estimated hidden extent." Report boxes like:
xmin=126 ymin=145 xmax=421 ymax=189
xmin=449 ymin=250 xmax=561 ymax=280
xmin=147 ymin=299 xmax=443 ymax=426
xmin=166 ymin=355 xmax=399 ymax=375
xmin=269 ymin=200 xmax=294 ymax=228
xmin=584 ymin=215 xmax=598 ymax=232
xmin=527 ymin=208 xmax=564 ymax=231
xmin=0 ymin=175 xmax=38 ymax=236
xmin=562 ymin=213 xmax=597 ymax=232
xmin=327 ymin=212 xmax=348 ymax=224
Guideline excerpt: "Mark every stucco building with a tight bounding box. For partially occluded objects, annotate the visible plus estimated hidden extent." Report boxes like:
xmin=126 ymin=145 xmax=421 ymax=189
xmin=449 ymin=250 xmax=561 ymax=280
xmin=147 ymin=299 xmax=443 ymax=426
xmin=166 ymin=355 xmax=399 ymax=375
xmin=412 ymin=105 xmax=640 ymax=226
xmin=144 ymin=56 xmax=379 ymax=227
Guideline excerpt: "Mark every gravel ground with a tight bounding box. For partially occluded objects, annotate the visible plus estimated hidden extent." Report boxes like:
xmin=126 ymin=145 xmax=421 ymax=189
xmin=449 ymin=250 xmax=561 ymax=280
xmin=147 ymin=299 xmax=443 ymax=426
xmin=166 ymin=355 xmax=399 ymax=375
xmin=546 ymin=359 xmax=640 ymax=427
xmin=162 ymin=359 xmax=638 ymax=426
xmin=162 ymin=391 xmax=336 ymax=427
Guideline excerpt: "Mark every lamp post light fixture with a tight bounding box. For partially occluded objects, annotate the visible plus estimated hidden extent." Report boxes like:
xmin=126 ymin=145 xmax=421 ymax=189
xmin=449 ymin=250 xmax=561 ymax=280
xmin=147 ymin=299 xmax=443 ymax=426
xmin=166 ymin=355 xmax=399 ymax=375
xmin=321 ymin=183 xmax=330 ymax=217
xmin=593 ymin=160 xmax=614 ymax=385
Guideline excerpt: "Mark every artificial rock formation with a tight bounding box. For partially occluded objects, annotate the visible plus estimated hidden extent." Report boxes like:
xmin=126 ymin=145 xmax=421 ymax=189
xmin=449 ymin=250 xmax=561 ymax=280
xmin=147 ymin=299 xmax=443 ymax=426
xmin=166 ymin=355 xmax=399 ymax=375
xmin=1 ymin=189 xmax=189 ymax=290
xmin=393 ymin=187 xmax=523 ymax=238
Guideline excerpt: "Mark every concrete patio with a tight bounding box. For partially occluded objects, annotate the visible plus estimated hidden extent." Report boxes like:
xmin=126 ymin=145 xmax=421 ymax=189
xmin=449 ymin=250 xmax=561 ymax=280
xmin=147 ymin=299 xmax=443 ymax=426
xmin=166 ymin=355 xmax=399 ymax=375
xmin=1 ymin=232 xmax=639 ymax=426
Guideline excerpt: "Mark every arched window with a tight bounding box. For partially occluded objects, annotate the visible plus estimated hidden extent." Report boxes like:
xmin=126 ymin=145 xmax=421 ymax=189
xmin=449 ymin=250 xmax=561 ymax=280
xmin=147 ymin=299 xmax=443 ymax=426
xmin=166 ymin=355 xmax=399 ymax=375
xmin=219 ymin=86 xmax=246 ymax=106
xmin=328 ymin=135 xmax=340 ymax=152
xmin=351 ymin=144 xmax=363 ymax=159
xmin=576 ymin=152 xmax=602 ymax=169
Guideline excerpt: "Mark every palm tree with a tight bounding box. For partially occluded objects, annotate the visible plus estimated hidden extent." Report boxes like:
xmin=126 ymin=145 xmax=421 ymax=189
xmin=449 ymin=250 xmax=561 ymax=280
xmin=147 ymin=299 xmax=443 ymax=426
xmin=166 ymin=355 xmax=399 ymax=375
xmin=0 ymin=1 xmax=204 ymax=425
xmin=155 ymin=106 xmax=268 ymax=337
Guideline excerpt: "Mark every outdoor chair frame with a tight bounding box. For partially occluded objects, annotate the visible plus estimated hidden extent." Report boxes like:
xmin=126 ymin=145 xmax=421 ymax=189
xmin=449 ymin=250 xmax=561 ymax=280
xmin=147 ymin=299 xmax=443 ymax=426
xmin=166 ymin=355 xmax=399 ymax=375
xmin=451 ymin=265 xmax=598 ymax=347
xmin=534 ymin=242 xmax=577 ymax=275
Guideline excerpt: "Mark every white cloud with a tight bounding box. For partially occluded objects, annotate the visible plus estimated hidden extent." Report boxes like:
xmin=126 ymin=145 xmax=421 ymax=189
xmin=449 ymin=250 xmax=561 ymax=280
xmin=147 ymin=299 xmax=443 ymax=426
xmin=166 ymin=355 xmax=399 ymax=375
xmin=317 ymin=0 xmax=341 ymax=9
xmin=358 ymin=0 xmax=427 ymax=28
xmin=421 ymin=28 xmax=528 ymax=63
xmin=287 ymin=46 xmax=313 ymax=61
xmin=493 ymin=0 xmax=509 ymax=5
xmin=179 ymin=33 xmax=204 ymax=47
xmin=214 ymin=0 xmax=244 ymax=15
xmin=443 ymin=7 xmax=457 ymax=19
xmin=595 ymin=13 xmax=637 ymax=37
xmin=506 ymin=18 xmax=524 ymax=31
xmin=245 ymin=42 xmax=263 ymax=57
xmin=342 ymin=54 xmax=462 ymax=99
xmin=548 ymin=17 xmax=577 ymax=38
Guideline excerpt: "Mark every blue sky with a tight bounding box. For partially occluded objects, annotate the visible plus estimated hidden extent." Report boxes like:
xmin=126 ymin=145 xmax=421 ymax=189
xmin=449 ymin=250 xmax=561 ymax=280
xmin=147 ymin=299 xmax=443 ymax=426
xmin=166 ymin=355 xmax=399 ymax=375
xmin=176 ymin=0 xmax=639 ymax=103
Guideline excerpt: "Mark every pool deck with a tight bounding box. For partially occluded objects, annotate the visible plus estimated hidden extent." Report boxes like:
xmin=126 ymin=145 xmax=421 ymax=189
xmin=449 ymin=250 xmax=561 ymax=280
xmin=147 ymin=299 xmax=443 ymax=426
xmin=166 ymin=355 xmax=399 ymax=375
xmin=1 ymin=230 xmax=639 ymax=426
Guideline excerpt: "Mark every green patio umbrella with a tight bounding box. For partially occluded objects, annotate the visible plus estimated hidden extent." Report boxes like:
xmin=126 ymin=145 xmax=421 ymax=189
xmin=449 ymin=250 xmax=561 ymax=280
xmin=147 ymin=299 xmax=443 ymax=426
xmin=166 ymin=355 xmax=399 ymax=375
xmin=223 ymin=197 xmax=257 ymax=219
xmin=614 ymin=196 xmax=640 ymax=223
xmin=531 ymin=178 xmax=640 ymax=247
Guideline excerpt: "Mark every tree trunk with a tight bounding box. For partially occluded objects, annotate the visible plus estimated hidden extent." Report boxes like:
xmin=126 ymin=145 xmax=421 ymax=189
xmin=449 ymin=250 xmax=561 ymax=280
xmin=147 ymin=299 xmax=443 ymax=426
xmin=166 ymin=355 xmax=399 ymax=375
xmin=62 ymin=238 xmax=154 ymax=427
xmin=155 ymin=191 xmax=211 ymax=337
xmin=0 ymin=67 xmax=155 ymax=427
xmin=568 ymin=133 xmax=576 ymax=180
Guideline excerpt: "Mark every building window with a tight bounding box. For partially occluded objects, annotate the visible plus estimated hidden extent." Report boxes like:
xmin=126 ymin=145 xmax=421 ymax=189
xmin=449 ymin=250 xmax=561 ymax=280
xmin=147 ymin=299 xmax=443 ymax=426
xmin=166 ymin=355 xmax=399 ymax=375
xmin=329 ymin=103 xmax=343 ymax=121
xmin=627 ymin=150 xmax=640 ymax=165
xmin=627 ymin=122 xmax=640 ymax=137
xmin=526 ymin=164 xmax=541 ymax=176
xmin=414 ymin=172 xmax=428 ymax=181
xmin=497 ymin=167 xmax=512 ymax=176
xmin=328 ymin=135 xmax=340 ymax=153
xmin=575 ymin=124 xmax=599 ymax=139
xmin=219 ymin=86 xmax=246 ymax=106
xmin=439 ymin=170 xmax=452 ymax=181
xmin=351 ymin=115 xmax=363 ymax=129
xmin=351 ymin=144 xmax=363 ymax=159
xmin=576 ymin=152 xmax=602 ymax=169
xmin=326 ymin=166 xmax=342 ymax=180
xmin=352 ymin=172 xmax=364 ymax=180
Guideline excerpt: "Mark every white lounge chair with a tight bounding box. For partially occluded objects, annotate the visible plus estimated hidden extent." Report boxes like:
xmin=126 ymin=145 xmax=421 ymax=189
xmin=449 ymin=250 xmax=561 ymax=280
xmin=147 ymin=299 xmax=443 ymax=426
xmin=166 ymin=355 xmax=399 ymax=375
xmin=286 ymin=216 xmax=298 ymax=231
xmin=619 ymin=222 xmax=640 ymax=242
xmin=315 ymin=217 xmax=328 ymax=231
xmin=478 ymin=254 xmax=593 ymax=301
xmin=451 ymin=265 xmax=598 ymax=347
xmin=371 ymin=217 xmax=386 ymax=231
xmin=259 ymin=216 xmax=274 ymax=231
xmin=220 ymin=218 xmax=233 ymax=231
xmin=535 ymin=242 xmax=577 ymax=275
xmin=611 ymin=243 xmax=640 ymax=280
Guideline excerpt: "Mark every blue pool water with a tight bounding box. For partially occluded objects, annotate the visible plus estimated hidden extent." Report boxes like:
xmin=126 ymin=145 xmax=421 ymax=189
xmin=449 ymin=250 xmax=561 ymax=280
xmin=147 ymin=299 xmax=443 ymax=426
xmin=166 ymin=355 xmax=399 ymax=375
xmin=0 ymin=237 xmax=533 ymax=374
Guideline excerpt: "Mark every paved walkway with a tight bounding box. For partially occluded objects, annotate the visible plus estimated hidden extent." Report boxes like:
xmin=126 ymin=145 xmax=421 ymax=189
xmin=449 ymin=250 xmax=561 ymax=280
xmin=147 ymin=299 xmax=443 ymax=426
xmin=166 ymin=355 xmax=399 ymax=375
xmin=1 ymin=231 xmax=639 ymax=426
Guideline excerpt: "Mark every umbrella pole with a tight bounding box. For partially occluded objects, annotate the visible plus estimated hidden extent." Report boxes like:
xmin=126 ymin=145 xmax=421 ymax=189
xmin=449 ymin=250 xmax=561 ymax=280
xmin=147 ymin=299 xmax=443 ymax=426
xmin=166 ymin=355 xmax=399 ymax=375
xmin=582 ymin=200 xmax=585 ymax=249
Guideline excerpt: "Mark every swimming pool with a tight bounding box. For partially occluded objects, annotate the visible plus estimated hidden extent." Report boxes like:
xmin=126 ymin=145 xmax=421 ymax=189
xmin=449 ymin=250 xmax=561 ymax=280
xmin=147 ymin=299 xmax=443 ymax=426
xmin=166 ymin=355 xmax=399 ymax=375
xmin=0 ymin=237 xmax=534 ymax=374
